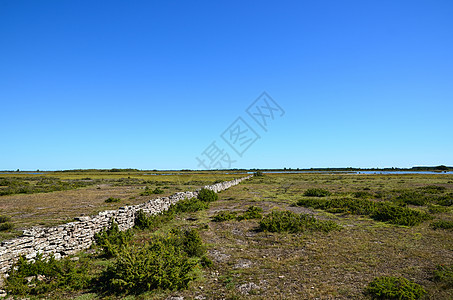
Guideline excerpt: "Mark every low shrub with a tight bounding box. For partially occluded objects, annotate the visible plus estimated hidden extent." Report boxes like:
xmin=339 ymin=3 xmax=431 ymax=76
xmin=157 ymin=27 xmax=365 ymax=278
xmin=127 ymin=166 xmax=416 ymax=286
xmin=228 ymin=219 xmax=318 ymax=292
xmin=100 ymin=237 xmax=197 ymax=294
xmin=212 ymin=211 xmax=237 ymax=222
xmin=353 ymin=191 xmax=374 ymax=199
xmin=259 ymin=211 xmax=341 ymax=233
xmin=303 ymin=188 xmax=331 ymax=197
xmin=152 ymin=187 xmax=164 ymax=194
xmin=370 ymin=204 xmax=432 ymax=226
xmin=173 ymin=197 xmax=209 ymax=213
xmin=253 ymin=171 xmax=264 ymax=177
xmin=94 ymin=220 xmax=133 ymax=257
xmin=105 ymin=197 xmax=121 ymax=203
xmin=0 ymin=215 xmax=11 ymax=223
xmin=134 ymin=210 xmax=156 ymax=229
xmin=297 ymin=198 xmax=376 ymax=215
xmin=433 ymin=264 xmax=453 ymax=288
xmin=430 ymin=220 xmax=453 ymax=230
xmin=297 ymin=197 xmax=431 ymax=226
xmin=140 ymin=186 xmax=164 ymax=196
xmin=366 ymin=276 xmax=426 ymax=300
xmin=418 ymin=185 xmax=446 ymax=193
xmin=427 ymin=204 xmax=449 ymax=214
xmin=396 ymin=191 xmax=427 ymax=206
xmin=135 ymin=195 xmax=215 ymax=230
xmin=0 ymin=222 xmax=14 ymax=231
xmin=197 ymin=188 xmax=219 ymax=202
xmin=5 ymin=254 xmax=92 ymax=296
xmin=169 ymin=228 xmax=206 ymax=257
xmin=236 ymin=206 xmax=263 ymax=221
xmin=435 ymin=193 xmax=453 ymax=206
xmin=200 ymin=255 xmax=213 ymax=268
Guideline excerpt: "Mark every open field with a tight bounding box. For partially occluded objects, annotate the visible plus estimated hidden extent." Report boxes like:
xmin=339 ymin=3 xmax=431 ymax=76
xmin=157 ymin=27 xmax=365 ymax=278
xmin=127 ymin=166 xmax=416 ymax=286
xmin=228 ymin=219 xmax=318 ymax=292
xmin=1 ymin=172 xmax=452 ymax=299
xmin=0 ymin=171 xmax=246 ymax=240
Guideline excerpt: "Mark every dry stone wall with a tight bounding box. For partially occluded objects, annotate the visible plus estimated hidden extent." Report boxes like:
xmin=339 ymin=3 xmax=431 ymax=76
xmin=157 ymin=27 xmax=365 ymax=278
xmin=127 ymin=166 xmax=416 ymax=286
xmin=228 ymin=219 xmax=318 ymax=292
xmin=0 ymin=175 xmax=252 ymax=277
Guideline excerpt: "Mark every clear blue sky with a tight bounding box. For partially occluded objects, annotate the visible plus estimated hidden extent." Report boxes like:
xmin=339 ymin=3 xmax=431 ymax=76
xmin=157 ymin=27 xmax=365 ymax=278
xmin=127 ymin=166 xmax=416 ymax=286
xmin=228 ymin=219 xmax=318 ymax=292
xmin=1 ymin=0 xmax=452 ymax=170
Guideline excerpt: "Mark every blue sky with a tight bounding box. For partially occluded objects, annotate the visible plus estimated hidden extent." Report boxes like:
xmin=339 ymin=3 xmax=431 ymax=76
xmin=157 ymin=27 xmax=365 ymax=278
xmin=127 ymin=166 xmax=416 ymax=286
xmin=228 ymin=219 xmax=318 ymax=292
xmin=1 ymin=0 xmax=452 ymax=170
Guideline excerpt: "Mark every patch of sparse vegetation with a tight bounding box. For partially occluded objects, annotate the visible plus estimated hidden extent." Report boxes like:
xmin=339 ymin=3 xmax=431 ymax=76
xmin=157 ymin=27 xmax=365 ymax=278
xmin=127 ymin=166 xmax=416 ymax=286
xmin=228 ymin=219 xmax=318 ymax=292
xmin=0 ymin=177 xmax=97 ymax=196
xmin=236 ymin=206 xmax=263 ymax=221
xmin=212 ymin=211 xmax=237 ymax=222
xmin=141 ymin=186 xmax=165 ymax=195
xmin=212 ymin=206 xmax=263 ymax=222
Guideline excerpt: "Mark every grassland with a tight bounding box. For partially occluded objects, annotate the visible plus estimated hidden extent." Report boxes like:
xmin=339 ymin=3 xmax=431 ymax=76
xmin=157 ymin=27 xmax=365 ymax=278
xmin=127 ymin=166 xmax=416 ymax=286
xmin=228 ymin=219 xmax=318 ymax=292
xmin=1 ymin=172 xmax=452 ymax=299
xmin=0 ymin=171 xmax=246 ymax=240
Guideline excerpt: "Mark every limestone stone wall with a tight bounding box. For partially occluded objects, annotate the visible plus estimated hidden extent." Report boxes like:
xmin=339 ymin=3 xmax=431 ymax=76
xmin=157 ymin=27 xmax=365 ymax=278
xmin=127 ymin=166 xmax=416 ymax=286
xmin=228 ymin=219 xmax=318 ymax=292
xmin=0 ymin=175 xmax=252 ymax=277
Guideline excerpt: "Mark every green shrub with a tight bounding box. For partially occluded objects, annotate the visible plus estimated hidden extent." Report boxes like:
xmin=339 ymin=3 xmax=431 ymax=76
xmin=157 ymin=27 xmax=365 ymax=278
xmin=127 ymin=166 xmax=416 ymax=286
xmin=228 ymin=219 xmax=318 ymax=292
xmin=197 ymin=188 xmax=219 ymax=202
xmin=0 ymin=215 xmax=11 ymax=223
xmin=135 ymin=197 xmax=213 ymax=231
xmin=212 ymin=211 xmax=237 ymax=222
xmin=134 ymin=210 xmax=155 ymax=230
xmin=259 ymin=211 xmax=341 ymax=233
xmin=353 ymin=191 xmax=374 ymax=199
xmin=100 ymin=238 xmax=197 ymax=294
xmin=94 ymin=220 xmax=133 ymax=257
xmin=370 ymin=204 xmax=432 ymax=226
xmin=105 ymin=197 xmax=121 ymax=203
xmin=366 ymin=276 xmax=426 ymax=300
xmin=253 ymin=171 xmax=264 ymax=177
xmin=169 ymin=228 xmax=206 ymax=257
xmin=303 ymin=188 xmax=331 ymax=197
xmin=173 ymin=197 xmax=209 ymax=213
xmin=435 ymin=193 xmax=453 ymax=206
xmin=418 ymin=185 xmax=446 ymax=193
xmin=427 ymin=204 xmax=449 ymax=214
xmin=0 ymin=222 xmax=14 ymax=231
xmin=140 ymin=186 xmax=164 ymax=196
xmin=297 ymin=197 xmax=431 ymax=226
xmin=297 ymin=198 xmax=376 ymax=215
xmin=237 ymin=206 xmax=263 ymax=221
xmin=431 ymin=220 xmax=453 ymax=230
xmin=433 ymin=264 xmax=453 ymax=287
xmin=6 ymin=254 xmax=92 ymax=296
xmin=396 ymin=191 xmax=427 ymax=206
xmin=152 ymin=187 xmax=164 ymax=194
xmin=200 ymin=255 xmax=213 ymax=268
